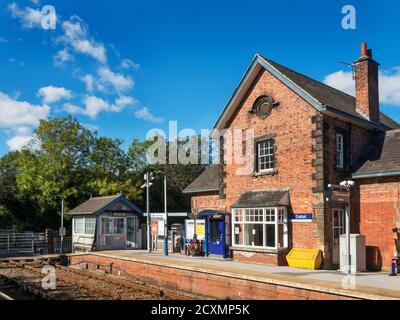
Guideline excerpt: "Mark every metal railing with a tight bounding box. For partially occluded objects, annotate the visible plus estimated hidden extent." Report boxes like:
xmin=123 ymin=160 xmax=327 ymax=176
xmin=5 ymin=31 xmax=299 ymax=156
xmin=53 ymin=236 xmax=72 ymax=254
xmin=0 ymin=233 xmax=46 ymax=254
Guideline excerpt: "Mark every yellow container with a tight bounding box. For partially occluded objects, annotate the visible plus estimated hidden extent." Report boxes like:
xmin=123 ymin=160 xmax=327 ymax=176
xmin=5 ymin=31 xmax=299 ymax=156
xmin=286 ymin=248 xmax=323 ymax=270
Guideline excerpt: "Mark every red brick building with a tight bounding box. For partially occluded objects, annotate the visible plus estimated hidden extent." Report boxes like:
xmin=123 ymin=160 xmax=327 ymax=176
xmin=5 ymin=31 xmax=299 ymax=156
xmin=184 ymin=43 xmax=400 ymax=270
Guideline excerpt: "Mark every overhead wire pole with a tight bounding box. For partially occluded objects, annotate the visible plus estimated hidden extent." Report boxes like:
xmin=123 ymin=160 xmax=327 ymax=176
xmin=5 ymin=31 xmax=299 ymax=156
xmin=164 ymin=173 xmax=168 ymax=256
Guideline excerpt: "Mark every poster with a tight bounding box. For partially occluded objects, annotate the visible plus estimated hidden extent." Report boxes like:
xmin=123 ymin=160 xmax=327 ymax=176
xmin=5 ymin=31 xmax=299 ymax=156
xmin=158 ymin=219 xmax=165 ymax=236
xmin=185 ymin=219 xmax=195 ymax=241
xmin=151 ymin=220 xmax=158 ymax=235
xmin=195 ymin=220 xmax=205 ymax=240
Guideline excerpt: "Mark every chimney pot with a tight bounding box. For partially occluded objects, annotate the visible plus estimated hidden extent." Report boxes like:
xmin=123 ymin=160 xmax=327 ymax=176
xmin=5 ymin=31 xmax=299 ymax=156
xmin=361 ymin=42 xmax=368 ymax=56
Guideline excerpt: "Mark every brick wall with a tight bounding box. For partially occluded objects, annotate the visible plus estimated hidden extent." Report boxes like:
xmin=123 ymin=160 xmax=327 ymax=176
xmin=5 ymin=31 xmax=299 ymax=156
xmin=232 ymin=250 xmax=289 ymax=266
xmin=221 ymin=69 xmax=320 ymax=250
xmin=69 ymin=254 xmax=358 ymax=300
xmin=191 ymin=192 xmax=225 ymax=215
xmin=353 ymin=177 xmax=400 ymax=271
xmin=323 ymin=117 xmax=372 ymax=186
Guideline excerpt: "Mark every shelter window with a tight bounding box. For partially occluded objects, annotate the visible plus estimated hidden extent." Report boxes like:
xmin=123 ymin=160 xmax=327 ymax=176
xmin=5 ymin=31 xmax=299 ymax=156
xmin=114 ymin=218 xmax=125 ymax=235
xmin=74 ymin=218 xmax=85 ymax=234
xmin=101 ymin=218 xmax=113 ymax=235
xmin=85 ymin=217 xmax=96 ymax=235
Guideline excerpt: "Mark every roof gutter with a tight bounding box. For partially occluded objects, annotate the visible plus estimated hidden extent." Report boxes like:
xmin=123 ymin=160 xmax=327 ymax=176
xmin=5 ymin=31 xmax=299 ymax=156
xmin=352 ymin=170 xmax=400 ymax=179
xmin=321 ymin=105 xmax=388 ymax=131
xmin=183 ymin=187 xmax=220 ymax=194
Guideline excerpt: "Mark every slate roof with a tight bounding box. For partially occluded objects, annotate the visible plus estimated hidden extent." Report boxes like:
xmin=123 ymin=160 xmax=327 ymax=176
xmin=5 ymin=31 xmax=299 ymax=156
xmin=232 ymin=190 xmax=290 ymax=208
xmin=261 ymin=56 xmax=400 ymax=130
xmin=69 ymin=195 xmax=143 ymax=216
xmin=183 ymin=165 xmax=220 ymax=194
xmin=353 ymin=130 xmax=400 ymax=178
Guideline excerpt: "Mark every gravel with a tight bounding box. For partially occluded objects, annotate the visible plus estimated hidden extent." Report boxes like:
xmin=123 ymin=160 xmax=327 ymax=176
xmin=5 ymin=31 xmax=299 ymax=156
xmin=0 ymin=262 xmax=165 ymax=300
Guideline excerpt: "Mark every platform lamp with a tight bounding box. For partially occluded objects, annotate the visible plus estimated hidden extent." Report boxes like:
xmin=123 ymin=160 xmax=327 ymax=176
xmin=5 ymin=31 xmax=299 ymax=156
xmin=339 ymin=180 xmax=355 ymax=275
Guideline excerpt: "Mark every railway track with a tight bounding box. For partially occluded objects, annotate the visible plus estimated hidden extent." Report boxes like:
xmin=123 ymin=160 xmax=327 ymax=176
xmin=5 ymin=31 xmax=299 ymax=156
xmin=0 ymin=258 xmax=196 ymax=300
xmin=0 ymin=279 xmax=15 ymax=300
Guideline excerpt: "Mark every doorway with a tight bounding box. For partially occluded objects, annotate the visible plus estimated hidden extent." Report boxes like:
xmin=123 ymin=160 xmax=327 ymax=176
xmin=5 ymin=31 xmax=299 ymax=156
xmin=207 ymin=218 xmax=226 ymax=256
xmin=127 ymin=217 xmax=139 ymax=249
xmin=332 ymin=208 xmax=346 ymax=265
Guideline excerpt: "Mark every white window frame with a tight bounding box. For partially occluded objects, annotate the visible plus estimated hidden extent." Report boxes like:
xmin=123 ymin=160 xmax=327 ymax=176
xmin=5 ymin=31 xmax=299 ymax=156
xmin=336 ymin=133 xmax=344 ymax=169
xmin=73 ymin=217 xmax=97 ymax=236
xmin=257 ymin=140 xmax=274 ymax=173
xmin=232 ymin=207 xmax=288 ymax=250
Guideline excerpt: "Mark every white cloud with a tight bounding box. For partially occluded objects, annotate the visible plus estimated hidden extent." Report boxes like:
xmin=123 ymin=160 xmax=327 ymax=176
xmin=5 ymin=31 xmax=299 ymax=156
xmin=379 ymin=68 xmax=400 ymax=106
xmin=0 ymin=92 xmax=49 ymax=150
xmin=7 ymin=135 xmax=34 ymax=151
xmin=323 ymin=70 xmax=355 ymax=96
xmin=0 ymin=92 xmax=49 ymax=129
xmin=323 ymin=67 xmax=400 ymax=107
xmin=97 ymin=67 xmax=134 ymax=93
xmin=54 ymin=48 xmax=73 ymax=67
xmin=115 ymin=96 xmax=138 ymax=108
xmin=8 ymin=2 xmax=42 ymax=29
xmin=0 ymin=37 xmax=8 ymax=44
xmin=59 ymin=16 xmax=107 ymax=64
xmin=134 ymin=107 xmax=163 ymax=123
xmin=64 ymin=95 xmax=137 ymax=118
xmin=38 ymin=86 xmax=72 ymax=104
xmin=121 ymin=59 xmax=139 ymax=70
xmin=81 ymin=74 xmax=95 ymax=92
xmin=82 ymin=96 xmax=110 ymax=118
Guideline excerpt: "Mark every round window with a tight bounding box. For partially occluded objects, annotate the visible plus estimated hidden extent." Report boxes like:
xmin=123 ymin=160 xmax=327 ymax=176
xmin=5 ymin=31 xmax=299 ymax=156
xmin=252 ymin=95 xmax=277 ymax=119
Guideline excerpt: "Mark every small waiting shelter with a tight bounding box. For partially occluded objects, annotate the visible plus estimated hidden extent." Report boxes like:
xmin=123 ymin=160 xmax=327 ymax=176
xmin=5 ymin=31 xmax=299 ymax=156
xmin=69 ymin=194 xmax=144 ymax=252
xmin=185 ymin=210 xmax=231 ymax=258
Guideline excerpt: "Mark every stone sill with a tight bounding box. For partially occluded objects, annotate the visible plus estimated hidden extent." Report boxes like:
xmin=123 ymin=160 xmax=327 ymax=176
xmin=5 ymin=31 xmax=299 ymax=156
xmin=252 ymin=169 xmax=278 ymax=177
xmin=230 ymin=246 xmax=289 ymax=254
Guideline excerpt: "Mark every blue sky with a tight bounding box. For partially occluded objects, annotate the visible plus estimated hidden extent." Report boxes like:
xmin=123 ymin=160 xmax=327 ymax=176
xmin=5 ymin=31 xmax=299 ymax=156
xmin=0 ymin=0 xmax=400 ymax=155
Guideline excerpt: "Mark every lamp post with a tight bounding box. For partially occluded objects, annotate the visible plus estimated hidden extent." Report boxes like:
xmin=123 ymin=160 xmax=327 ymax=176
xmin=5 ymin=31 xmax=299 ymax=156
xmin=339 ymin=180 xmax=355 ymax=274
xmin=143 ymin=171 xmax=168 ymax=255
xmin=142 ymin=173 xmax=153 ymax=253
xmin=60 ymin=197 xmax=64 ymax=254
xmin=163 ymin=173 xmax=168 ymax=256
xmin=153 ymin=171 xmax=168 ymax=256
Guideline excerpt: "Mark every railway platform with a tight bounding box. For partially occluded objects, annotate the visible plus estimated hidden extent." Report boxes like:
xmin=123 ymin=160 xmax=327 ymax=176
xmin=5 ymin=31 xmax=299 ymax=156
xmin=67 ymin=250 xmax=400 ymax=300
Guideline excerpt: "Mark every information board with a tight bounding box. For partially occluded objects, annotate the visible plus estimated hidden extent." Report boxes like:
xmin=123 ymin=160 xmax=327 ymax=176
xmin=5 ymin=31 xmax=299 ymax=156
xmin=195 ymin=220 xmax=206 ymax=240
xmin=185 ymin=219 xmax=195 ymax=241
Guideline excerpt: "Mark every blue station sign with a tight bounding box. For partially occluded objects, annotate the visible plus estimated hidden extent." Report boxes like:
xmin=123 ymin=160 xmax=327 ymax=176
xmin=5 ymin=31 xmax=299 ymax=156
xmin=290 ymin=213 xmax=313 ymax=222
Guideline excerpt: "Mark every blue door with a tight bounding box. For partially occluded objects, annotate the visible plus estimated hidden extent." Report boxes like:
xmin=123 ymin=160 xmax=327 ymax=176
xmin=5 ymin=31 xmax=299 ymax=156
xmin=208 ymin=218 xmax=225 ymax=256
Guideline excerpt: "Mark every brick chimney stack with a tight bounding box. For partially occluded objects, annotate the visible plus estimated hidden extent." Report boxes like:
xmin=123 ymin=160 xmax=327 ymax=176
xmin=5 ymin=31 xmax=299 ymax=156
xmin=354 ymin=42 xmax=380 ymax=122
